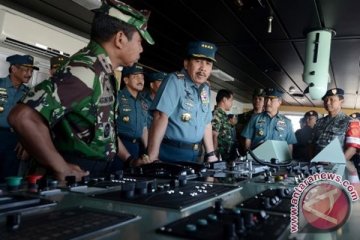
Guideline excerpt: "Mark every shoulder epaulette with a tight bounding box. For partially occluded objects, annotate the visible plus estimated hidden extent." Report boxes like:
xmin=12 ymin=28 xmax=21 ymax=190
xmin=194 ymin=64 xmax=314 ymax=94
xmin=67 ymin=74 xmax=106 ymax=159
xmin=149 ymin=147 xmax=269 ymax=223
xmin=175 ymin=72 xmax=185 ymax=80
xmin=277 ymin=113 xmax=285 ymax=119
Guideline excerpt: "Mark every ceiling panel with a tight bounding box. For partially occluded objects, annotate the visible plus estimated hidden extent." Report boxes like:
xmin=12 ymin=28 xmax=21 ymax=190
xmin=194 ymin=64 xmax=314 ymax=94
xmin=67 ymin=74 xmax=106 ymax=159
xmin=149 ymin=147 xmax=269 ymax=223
xmin=331 ymin=39 xmax=360 ymax=95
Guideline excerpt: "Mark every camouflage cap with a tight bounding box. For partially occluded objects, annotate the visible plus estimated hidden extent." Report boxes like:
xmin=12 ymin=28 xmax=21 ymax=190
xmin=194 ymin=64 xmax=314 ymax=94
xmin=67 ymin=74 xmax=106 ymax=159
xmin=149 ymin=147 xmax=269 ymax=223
xmin=321 ymin=88 xmax=344 ymax=100
xmin=6 ymin=54 xmax=39 ymax=70
xmin=252 ymin=88 xmax=265 ymax=97
xmin=187 ymin=41 xmax=217 ymax=62
xmin=147 ymin=72 xmax=167 ymax=82
xmin=50 ymin=56 xmax=68 ymax=69
xmin=122 ymin=64 xmax=144 ymax=77
xmin=101 ymin=0 xmax=154 ymax=45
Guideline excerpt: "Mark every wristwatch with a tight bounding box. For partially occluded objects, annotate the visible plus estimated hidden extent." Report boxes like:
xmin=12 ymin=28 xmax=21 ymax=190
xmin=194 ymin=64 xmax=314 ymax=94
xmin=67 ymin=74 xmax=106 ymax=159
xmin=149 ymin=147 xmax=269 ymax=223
xmin=204 ymin=151 xmax=216 ymax=160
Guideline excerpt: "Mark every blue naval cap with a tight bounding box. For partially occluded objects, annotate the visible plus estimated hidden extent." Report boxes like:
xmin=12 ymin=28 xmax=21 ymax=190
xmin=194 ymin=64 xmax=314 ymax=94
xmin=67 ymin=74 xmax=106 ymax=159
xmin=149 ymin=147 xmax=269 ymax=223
xmin=6 ymin=54 xmax=39 ymax=70
xmin=321 ymin=88 xmax=344 ymax=100
xmin=187 ymin=41 xmax=217 ymax=62
xmin=122 ymin=64 xmax=144 ymax=77
xmin=265 ymin=88 xmax=283 ymax=98
xmin=304 ymin=110 xmax=318 ymax=118
xmin=147 ymin=72 xmax=167 ymax=82
xmin=350 ymin=112 xmax=360 ymax=120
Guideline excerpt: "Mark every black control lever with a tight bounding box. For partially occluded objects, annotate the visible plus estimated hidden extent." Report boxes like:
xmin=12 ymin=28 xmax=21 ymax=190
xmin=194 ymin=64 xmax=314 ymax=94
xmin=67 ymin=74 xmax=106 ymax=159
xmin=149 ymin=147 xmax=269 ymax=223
xmin=132 ymin=161 xmax=188 ymax=178
xmin=172 ymin=161 xmax=207 ymax=175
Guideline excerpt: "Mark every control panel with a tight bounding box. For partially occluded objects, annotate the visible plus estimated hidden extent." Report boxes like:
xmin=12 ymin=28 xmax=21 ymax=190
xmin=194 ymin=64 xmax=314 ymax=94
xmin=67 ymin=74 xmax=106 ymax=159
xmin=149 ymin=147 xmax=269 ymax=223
xmin=0 ymin=157 xmax=353 ymax=240
xmin=157 ymin=200 xmax=290 ymax=240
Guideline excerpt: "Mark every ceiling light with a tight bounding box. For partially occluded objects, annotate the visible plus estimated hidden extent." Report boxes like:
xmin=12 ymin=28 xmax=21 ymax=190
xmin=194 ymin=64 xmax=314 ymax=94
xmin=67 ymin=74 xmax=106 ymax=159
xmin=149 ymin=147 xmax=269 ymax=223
xmin=235 ymin=0 xmax=244 ymax=7
xmin=211 ymin=69 xmax=235 ymax=81
xmin=291 ymin=93 xmax=305 ymax=98
xmin=289 ymin=86 xmax=296 ymax=94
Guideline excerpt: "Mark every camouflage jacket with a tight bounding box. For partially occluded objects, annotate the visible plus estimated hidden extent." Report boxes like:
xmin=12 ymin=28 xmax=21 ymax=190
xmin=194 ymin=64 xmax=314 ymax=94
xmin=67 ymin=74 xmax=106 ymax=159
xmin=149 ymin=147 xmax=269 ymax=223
xmin=22 ymin=41 xmax=119 ymax=161
xmin=211 ymin=107 xmax=233 ymax=160
xmin=312 ymin=111 xmax=351 ymax=154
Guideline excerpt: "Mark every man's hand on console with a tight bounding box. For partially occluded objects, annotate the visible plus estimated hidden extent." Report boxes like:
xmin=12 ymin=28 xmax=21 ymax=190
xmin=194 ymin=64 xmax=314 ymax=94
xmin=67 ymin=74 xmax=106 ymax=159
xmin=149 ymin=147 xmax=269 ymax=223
xmin=204 ymin=151 xmax=218 ymax=162
xmin=54 ymin=163 xmax=89 ymax=183
xmin=131 ymin=154 xmax=153 ymax=167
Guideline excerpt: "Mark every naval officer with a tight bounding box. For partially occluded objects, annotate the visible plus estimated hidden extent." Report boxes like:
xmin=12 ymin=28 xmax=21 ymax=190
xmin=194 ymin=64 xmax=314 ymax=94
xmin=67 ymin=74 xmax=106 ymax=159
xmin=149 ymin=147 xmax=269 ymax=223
xmin=147 ymin=41 xmax=218 ymax=163
xmin=111 ymin=64 xmax=148 ymax=171
xmin=0 ymin=54 xmax=38 ymax=182
xmin=143 ymin=71 xmax=167 ymax=127
xmin=241 ymin=88 xmax=297 ymax=155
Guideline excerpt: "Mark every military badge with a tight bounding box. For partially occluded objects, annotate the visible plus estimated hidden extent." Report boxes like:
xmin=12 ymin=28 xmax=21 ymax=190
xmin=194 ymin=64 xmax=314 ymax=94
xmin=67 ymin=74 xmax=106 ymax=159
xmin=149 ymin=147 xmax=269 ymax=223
xmin=0 ymin=88 xmax=8 ymax=111
xmin=123 ymin=116 xmax=130 ymax=123
xmin=104 ymin=123 xmax=110 ymax=138
xmin=200 ymin=88 xmax=209 ymax=104
xmin=185 ymin=102 xmax=194 ymax=108
xmin=257 ymin=119 xmax=266 ymax=124
xmin=181 ymin=113 xmax=191 ymax=122
xmin=175 ymin=72 xmax=185 ymax=80
xmin=120 ymin=96 xmax=128 ymax=104
xmin=141 ymin=100 xmax=148 ymax=111
xmin=257 ymin=129 xmax=264 ymax=136
xmin=277 ymin=120 xmax=286 ymax=128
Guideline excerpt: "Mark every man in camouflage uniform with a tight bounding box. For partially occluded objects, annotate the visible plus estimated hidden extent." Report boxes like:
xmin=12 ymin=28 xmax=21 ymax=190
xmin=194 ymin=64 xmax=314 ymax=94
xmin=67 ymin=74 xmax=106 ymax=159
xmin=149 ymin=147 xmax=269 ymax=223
xmin=312 ymin=88 xmax=350 ymax=155
xmin=8 ymin=0 xmax=154 ymax=181
xmin=49 ymin=56 xmax=68 ymax=76
xmin=312 ymin=88 xmax=358 ymax=183
xmin=236 ymin=88 xmax=265 ymax=155
xmin=211 ymin=89 xmax=234 ymax=161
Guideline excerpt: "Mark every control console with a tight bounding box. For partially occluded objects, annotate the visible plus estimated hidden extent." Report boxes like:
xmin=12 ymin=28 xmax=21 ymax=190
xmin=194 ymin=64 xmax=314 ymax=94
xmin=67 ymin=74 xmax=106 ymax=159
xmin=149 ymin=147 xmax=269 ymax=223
xmin=238 ymin=188 xmax=293 ymax=216
xmin=157 ymin=200 xmax=289 ymax=240
xmin=92 ymin=179 xmax=240 ymax=210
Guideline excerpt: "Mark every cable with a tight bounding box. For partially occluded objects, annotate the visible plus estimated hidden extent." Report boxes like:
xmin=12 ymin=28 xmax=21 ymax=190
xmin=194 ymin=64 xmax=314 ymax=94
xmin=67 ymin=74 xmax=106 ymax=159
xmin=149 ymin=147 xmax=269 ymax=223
xmin=247 ymin=149 xmax=293 ymax=167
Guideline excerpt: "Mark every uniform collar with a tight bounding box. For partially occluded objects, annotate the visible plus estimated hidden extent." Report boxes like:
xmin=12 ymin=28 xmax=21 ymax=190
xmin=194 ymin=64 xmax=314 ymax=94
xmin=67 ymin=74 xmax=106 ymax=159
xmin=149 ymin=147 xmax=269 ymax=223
xmin=263 ymin=111 xmax=282 ymax=119
xmin=3 ymin=75 xmax=28 ymax=91
xmin=88 ymin=41 xmax=113 ymax=75
xmin=329 ymin=111 xmax=346 ymax=119
xmin=215 ymin=107 xmax=227 ymax=116
xmin=121 ymin=86 xmax=140 ymax=100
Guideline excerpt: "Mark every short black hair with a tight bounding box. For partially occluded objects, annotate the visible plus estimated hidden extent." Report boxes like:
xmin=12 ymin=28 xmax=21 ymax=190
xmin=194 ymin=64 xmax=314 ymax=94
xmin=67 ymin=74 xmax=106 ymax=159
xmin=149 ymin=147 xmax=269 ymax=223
xmin=91 ymin=11 xmax=137 ymax=43
xmin=216 ymin=89 xmax=233 ymax=103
